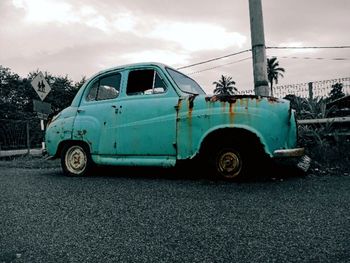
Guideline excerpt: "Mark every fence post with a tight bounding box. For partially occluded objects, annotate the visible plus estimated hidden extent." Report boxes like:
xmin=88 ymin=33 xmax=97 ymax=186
xmin=40 ymin=119 xmax=45 ymax=152
xmin=308 ymin=82 xmax=313 ymax=101
xmin=26 ymin=121 xmax=30 ymax=155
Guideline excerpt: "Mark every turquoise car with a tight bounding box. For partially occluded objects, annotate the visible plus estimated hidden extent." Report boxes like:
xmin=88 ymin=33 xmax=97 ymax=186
xmin=45 ymin=63 xmax=308 ymax=179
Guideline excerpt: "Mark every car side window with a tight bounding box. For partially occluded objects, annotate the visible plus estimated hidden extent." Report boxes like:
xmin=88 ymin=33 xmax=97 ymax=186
xmin=86 ymin=73 xmax=121 ymax=101
xmin=86 ymin=81 xmax=98 ymax=101
xmin=127 ymin=69 xmax=166 ymax=96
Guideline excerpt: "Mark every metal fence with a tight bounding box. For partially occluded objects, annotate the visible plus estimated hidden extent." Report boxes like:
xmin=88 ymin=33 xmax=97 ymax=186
xmin=238 ymin=77 xmax=350 ymax=99
xmin=0 ymin=118 xmax=43 ymax=152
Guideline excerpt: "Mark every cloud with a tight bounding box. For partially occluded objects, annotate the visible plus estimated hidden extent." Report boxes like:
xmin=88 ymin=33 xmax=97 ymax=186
xmin=12 ymin=0 xmax=78 ymax=24
xmin=9 ymin=0 xmax=248 ymax=53
xmin=84 ymin=15 xmax=109 ymax=32
xmin=121 ymin=50 xmax=191 ymax=67
xmin=11 ymin=0 xmax=135 ymax=33
xmin=150 ymin=22 xmax=246 ymax=52
xmin=113 ymin=13 xmax=138 ymax=32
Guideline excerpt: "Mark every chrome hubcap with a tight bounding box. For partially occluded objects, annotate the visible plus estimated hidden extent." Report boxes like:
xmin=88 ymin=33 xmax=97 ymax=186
xmin=65 ymin=146 xmax=87 ymax=175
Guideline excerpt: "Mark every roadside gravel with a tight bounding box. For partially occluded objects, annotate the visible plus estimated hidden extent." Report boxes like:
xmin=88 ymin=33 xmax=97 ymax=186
xmin=0 ymin=164 xmax=349 ymax=262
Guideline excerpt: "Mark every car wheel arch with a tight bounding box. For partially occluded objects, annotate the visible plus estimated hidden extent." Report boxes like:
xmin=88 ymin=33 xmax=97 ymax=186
xmin=198 ymin=127 xmax=269 ymax=160
xmin=55 ymin=140 xmax=92 ymax=159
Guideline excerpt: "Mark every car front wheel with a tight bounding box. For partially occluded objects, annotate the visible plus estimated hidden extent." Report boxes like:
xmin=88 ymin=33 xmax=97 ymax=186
xmin=61 ymin=144 xmax=92 ymax=177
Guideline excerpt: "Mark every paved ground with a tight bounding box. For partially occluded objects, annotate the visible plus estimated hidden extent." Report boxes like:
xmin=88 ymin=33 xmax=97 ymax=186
xmin=0 ymin=163 xmax=349 ymax=263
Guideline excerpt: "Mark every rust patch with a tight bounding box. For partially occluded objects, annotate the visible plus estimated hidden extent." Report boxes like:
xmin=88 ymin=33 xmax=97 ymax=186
xmin=267 ymin=97 xmax=281 ymax=103
xmin=188 ymin=103 xmax=193 ymax=118
xmin=238 ymin=98 xmax=249 ymax=110
xmin=187 ymin=94 xmax=198 ymax=119
xmin=77 ymin=130 xmax=87 ymax=136
xmin=205 ymin=96 xmax=211 ymax=102
xmin=175 ymin=99 xmax=182 ymax=113
xmin=188 ymin=94 xmax=197 ymax=109
xmin=229 ymin=102 xmax=235 ymax=123
xmin=205 ymin=94 xmax=236 ymax=103
xmin=205 ymin=94 xmax=262 ymax=103
xmin=186 ymin=96 xmax=196 ymax=152
xmin=221 ymin=101 xmax=226 ymax=112
xmin=75 ymin=129 xmax=88 ymax=140
xmin=188 ymin=107 xmax=193 ymax=118
xmin=245 ymin=98 xmax=249 ymax=110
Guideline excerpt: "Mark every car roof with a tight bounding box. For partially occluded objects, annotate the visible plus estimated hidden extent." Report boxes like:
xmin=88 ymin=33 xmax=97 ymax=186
xmin=95 ymin=62 xmax=172 ymax=76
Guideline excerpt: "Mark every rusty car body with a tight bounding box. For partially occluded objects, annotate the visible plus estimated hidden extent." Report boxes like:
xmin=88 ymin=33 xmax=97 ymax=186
xmin=45 ymin=62 xmax=307 ymax=179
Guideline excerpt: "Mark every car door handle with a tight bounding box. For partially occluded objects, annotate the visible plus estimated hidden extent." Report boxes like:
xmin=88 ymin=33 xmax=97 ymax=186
xmin=77 ymin=109 xmax=85 ymax=113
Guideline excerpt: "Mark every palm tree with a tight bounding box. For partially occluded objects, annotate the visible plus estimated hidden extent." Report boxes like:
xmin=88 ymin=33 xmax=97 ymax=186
xmin=212 ymin=75 xmax=237 ymax=95
xmin=267 ymin=57 xmax=285 ymax=97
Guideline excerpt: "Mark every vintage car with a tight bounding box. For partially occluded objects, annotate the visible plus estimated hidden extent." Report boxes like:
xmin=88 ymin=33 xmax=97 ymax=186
xmin=45 ymin=62 xmax=309 ymax=179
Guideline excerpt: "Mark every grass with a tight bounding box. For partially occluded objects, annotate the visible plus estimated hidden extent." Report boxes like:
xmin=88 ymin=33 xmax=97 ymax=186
xmin=301 ymin=133 xmax=350 ymax=176
xmin=290 ymin=95 xmax=349 ymax=177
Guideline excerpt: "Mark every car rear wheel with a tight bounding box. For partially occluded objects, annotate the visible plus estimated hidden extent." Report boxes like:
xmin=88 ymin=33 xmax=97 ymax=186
xmin=61 ymin=144 xmax=92 ymax=177
xmin=211 ymin=145 xmax=247 ymax=180
xmin=215 ymin=148 xmax=243 ymax=179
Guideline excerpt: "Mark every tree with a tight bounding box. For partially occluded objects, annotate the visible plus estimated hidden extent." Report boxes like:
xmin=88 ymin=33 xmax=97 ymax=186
xmin=328 ymin=83 xmax=345 ymax=102
xmin=0 ymin=66 xmax=82 ymax=120
xmin=75 ymin=76 xmax=87 ymax=90
xmin=212 ymin=75 xmax=237 ymax=95
xmin=267 ymin=57 xmax=285 ymax=97
xmin=0 ymin=66 xmax=32 ymax=119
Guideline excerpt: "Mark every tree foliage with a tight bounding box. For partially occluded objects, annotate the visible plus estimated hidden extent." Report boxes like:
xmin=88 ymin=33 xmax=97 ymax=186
xmin=267 ymin=57 xmax=285 ymax=97
xmin=0 ymin=65 xmax=84 ymax=120
xmin=328 ymin=83 xmax=345 ymax=102
xmin=212 ymin=75 xmax=237 ymax=95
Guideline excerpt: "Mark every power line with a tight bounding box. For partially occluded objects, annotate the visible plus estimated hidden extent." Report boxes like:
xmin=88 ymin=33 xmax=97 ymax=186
xmin=177 ymin=49 xmax=251 ymax=70
xmin=187 ymin=54 xmax=349 ymax=76
xmin=177 ymin=45 xmax=350 ymax=70
xmin=187 ymin=57 xmax=252 ymax=75
xmin=267 ymin=45 xmax=350 ymax=50
xmin=269 ymin=56 xmax=350 ymax=61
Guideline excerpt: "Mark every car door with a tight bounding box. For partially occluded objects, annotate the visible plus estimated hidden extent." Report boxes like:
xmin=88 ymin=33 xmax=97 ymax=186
xmin=115 ymin=68 xmax=179 ymax=156
xmin=73 ymin=72 xmax=122 ymax=155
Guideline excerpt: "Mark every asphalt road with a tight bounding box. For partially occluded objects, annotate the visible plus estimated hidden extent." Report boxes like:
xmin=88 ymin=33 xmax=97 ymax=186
xmin=0 ymin=165 xmax=349 ymax=263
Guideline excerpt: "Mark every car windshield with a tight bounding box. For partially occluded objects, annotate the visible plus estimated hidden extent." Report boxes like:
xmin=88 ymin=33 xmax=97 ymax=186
xmin=166 ymin=68 xmax=206 ymax=95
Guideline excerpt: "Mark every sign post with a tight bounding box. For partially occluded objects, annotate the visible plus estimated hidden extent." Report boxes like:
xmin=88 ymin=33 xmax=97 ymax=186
xmin=33 ymin=100 xmax=52 ymax=120
xmin=31 ymin=72 xmax=52 ymax=152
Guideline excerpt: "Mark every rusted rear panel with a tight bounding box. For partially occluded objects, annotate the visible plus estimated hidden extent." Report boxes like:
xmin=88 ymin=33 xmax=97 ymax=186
xmin=176 ymin=94 xmax=294 ymax=159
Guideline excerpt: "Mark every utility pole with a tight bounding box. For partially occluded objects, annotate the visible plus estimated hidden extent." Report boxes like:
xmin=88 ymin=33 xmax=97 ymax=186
xmin=248 ymin=0 xmax=269 ymax=96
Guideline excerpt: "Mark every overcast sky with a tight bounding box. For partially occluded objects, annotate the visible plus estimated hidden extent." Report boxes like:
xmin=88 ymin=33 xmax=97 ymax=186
xmin=1 ymin=0 xmax=349 ymax=93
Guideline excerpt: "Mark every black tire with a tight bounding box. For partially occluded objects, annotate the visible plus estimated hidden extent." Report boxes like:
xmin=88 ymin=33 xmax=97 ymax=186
xmin=61 ymin=143 xmax=93 ymax=177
